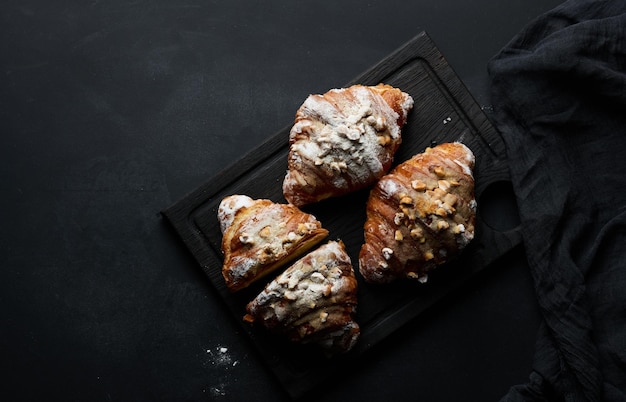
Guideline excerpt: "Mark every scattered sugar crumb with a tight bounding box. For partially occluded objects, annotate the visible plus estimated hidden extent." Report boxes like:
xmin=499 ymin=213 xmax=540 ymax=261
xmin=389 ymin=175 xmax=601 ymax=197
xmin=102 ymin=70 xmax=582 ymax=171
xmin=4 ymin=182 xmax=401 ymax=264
xmin=209 ymin=386 xmax=226 ymax=397
xmin=203 ymin=345 xmax=244 ymax=397
xmin=205 ymin=345 xmax=240 ymax=368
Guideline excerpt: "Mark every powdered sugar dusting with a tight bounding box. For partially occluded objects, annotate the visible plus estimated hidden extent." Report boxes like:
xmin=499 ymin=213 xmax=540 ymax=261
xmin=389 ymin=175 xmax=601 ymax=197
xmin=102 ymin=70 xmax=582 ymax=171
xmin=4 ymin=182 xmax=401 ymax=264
xmin=206 ymin=345 xmax=238 ymax=367
xmin=217 ymin=195 xmax=254 ymax=234
xmin=378 ymin=176 xmax=406 ymax=198
xmin=203 ymin=345 xmax=241 ymax=398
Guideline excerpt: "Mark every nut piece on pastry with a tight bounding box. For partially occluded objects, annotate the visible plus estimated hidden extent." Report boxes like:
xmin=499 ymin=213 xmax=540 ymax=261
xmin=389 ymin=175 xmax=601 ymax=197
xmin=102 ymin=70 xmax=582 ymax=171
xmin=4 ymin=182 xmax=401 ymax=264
xmin=244 ymin=240 xmax=360 ymax=354
xmin=358 ymin=142 xmax=476 ymax=284
xmin=282 ymin=83 xmax=414 ymax=207
xmin=218 ymin=195 xmax=329 ymax=292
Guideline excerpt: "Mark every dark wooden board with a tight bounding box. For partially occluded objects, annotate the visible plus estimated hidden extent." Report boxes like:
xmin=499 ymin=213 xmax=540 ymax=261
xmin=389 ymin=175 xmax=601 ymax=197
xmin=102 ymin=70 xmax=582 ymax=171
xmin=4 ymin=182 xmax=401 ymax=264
xmin=162 ymin=31 xmax=520 ymax=399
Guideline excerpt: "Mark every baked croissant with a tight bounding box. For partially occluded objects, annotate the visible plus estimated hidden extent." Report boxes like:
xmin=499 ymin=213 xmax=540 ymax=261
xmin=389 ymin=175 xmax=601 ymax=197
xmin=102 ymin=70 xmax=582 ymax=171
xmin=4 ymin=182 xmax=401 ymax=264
xmin=282 ymin=84 xmax=414 ymax=207
xmin=218 ymin=195 xmax=329 ymax=292
xmin=244 ymin=240 xmax=360 ymax=354
xmin=358 ymin=142 xmax=476 ymax=284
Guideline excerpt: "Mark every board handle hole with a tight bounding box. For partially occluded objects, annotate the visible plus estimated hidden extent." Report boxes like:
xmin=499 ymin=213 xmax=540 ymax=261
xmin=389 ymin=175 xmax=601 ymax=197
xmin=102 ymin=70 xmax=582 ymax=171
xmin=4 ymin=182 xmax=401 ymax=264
xmin=478 ymin=180 xmax=520 ymax=232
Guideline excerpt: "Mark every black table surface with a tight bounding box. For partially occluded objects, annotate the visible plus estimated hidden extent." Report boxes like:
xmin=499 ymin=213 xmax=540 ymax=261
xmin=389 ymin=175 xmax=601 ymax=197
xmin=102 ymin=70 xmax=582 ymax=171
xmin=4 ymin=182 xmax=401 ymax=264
xmin=1 ymin=1 xmax=563 ymax=401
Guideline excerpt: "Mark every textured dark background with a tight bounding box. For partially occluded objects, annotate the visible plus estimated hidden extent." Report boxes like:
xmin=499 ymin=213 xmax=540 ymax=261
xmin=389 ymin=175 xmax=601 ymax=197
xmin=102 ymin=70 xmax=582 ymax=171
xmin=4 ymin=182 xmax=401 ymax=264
xmin=1 ymin=1 xmax=563 ymax=400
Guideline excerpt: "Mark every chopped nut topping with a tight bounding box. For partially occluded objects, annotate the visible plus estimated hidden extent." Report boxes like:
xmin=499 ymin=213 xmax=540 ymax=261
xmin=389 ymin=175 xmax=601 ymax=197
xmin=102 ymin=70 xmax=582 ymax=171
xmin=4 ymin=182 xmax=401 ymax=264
xmin=297 ymin=222 xmax=317 ymax=234
xmin=399 ymin=196 xmax=413 ymax=205
xmin=436 ymin=220 xmax=450 ymax=231
xmin=432 ymin=188 xmax=447 ymax=199
xmin=435 ymin=207 xmax=448 ymax=217
xmin=319 ymin=311 xmax=329 ymax=323
xmin=377 ymin=135 xmax=391 ymax=146
xmin=438 ymin=180 xmax=451 ymax=191
xmin=411 ymin=180 xmax=427 ymax=191
xmin=401 ymin=206 xmax=416 ymax=221
xmin=330 ymin=161 xmax=347 ymax=173
xmin=406 ymin=271 xmax=419 ymax=279
xmin=367 ymin=115 xmax=386 ymax=131
xmin=239 ymin=233 xmax=253 ymax=244
xmin=424 ymin=250 xmax=434 ymax=261
xmin=259 ymin=226 xmax=271 ymax=238
xmin=288 ymin=274 xmax=299 ymax=289
xmin=410 ymin=227 xmax=423 ymax=239
xmin=452 ymin=224 xmax=466 ymax=234
xmin=394 ymin=230 xmax=404 ymax=241
xmin=415 ymin=208 xmax=426 ymax=219
xmin=382 ymin=247 xmax=394 ymax=260
xmin=443 ymin=193 xmax=458 ymax=207
xmin=335 ymin=123 xmax=349 ymax=136
xmin=286 ymin=231 xmax=298 ymax=242
xmin=258 ymin=250 xmax=271 ymax=264
xmin=434 ymin=166 xmax=446 ymax=177
xmin=337 ymin=124 xmax=362 ymax=141
xmin=442 ymin=204 xmax=456 ymax=214
xmin=310 ymin=272 xmax=325 ymax=283
xmin=309 ymin=301 xmax=316 ymax=309
xmin=469 ymin=199 xmax=478 ymax=212
xmin=449 ymin=179 xmax=460 ymax=187
xmin=394 ymin=212 xmax=405 ymax=226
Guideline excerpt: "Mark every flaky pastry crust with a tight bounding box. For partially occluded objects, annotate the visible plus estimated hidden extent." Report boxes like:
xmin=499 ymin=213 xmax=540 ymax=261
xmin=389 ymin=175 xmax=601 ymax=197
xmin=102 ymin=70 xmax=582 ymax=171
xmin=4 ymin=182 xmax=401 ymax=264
xmin=359 ymin=142 xmax=476 ymax=284
xmin=283 ymin=84 xmax=414 ymax=207
xmin=244 ymin=240 xmax=360 ymax=354
xmin=218 ymin=195 xmax=328 ymax=292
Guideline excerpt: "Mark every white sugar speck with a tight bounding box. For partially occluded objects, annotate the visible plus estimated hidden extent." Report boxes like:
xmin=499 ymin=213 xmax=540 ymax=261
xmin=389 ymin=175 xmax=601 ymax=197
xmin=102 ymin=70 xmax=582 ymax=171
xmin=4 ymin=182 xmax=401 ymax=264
xmin=203 ymin=345 xmax=244 ymax=398
xmin=210 ymin=387 xmax=226 ymax=397
xmin=205 ymin=345 xmax=239 ymax=368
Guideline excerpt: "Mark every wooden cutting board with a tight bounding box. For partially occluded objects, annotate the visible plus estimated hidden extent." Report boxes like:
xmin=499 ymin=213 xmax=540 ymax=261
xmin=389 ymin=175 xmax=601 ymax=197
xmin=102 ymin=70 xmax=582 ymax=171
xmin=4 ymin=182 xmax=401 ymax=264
xmin=162 ymin=31 xmax=520 ymax=399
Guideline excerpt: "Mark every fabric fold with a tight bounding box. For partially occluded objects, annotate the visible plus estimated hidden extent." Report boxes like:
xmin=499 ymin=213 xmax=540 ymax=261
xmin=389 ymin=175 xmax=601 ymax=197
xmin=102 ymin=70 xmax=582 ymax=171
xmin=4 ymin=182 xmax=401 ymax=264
xmin=488 ymin=1 xmax=626 ymax=400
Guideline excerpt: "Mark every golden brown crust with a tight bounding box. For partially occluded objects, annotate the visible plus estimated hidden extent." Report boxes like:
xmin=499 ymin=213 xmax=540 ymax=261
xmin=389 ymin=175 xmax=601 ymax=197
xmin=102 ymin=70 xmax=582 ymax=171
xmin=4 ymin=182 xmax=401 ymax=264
xmin=245 ymin=240 xmax=360 ymax=354
xmin=218 ymin=195 xmax=329 ymax=292
xmin=358 ymin=143 xmax=476 ymax=284
xmin=282 ymin=84 xmax=414 ymax=207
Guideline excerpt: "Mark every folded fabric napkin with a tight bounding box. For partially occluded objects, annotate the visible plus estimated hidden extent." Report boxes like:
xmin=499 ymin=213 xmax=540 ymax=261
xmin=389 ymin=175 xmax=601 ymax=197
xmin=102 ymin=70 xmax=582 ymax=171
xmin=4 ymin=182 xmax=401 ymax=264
xmin=488 ymin=0 xmax=626 ymax=400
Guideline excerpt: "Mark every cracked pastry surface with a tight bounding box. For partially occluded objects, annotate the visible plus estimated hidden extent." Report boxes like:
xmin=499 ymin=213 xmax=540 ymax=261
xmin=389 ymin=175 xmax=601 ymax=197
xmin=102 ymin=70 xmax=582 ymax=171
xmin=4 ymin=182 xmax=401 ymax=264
xmin=358 ymin=142 xmax=476 ymax=284
xmin=283 ymin=83 xmax=414 ymax=207
xmin=218 ymin=195 xmax=329 ymax=292
xmin=244 ymin=240 xmax=360 ymax=354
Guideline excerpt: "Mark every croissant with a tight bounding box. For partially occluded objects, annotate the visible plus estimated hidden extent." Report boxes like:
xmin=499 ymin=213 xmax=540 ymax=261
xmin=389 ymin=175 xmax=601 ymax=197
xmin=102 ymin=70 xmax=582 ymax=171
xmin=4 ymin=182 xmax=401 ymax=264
xmin=282 ymin=83 xmax=414 ymax=207
xmin=218 ymin=195 xmax=329 ymax=292
xmin=244 ymin=240 xmax=360 ymax=354
xmin=358 ymin=142 xmax=476 ymax=284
